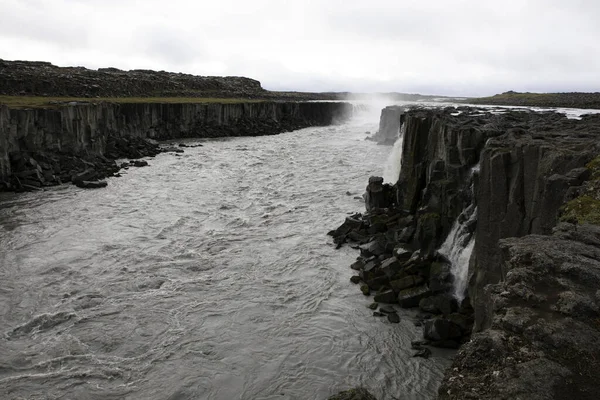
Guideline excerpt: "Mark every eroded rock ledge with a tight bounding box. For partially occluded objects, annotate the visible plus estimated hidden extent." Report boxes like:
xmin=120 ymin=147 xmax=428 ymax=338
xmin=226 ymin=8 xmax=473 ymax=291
xmin=331 ymin=106 xmax=600 ymax=399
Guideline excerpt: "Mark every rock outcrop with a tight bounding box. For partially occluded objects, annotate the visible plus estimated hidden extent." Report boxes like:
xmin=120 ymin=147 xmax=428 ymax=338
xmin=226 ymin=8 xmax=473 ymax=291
xmin=0 ymin=101 xmax=352 ymax=191
xmin=332 ymin=106 xmax=600 ymax=399
xmin=368 ymin=105 xmax=406 ymax=145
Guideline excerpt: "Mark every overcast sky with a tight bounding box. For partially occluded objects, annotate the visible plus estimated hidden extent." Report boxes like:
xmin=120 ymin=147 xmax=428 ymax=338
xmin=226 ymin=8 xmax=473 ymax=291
xmin=1 ymin=0 xmax=599 ymax=96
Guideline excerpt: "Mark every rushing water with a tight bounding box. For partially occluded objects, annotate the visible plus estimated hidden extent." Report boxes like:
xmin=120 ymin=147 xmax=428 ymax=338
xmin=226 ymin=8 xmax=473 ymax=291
xmin=0 ymin=108 xmax=453 ymax=400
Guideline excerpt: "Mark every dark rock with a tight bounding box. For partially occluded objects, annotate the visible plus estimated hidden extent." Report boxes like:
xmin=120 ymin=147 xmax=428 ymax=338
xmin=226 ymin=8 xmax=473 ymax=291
xmin=373 ymin=312 xmax=385 ymax=317
xmin=365 ymin=275 xmax=389 ymax=291
xmin=360 ymin=284 xmax=370 ymax=296
xmin=387 ymin=312 xmax=400 ymax=323
xmin=327 ymin=387 xmax=377 ymax=400
xmin=411 ymin=339 xmax=430 ymax=349
xmin=413 ymin=347 xmax=432 ymax=359
xmin=418 ymin=294 xmax=457 ymax=316
xmin=380 ymin=257 xmax=401 ymax=278
xmin=390 ymin=275 xmax=425 ymax=292
xmin=367 ymin=302 xmax=378 ymax=310
xmin=350 ymin=259 xmax=365 ymax=271
xmin=131 ymin=160 xmax=149 ymax=167
xmin=379 ymin=305 xmax=396 ymax=314
xmin=373 ymin=290 xmax=397 ymax=304
xmin=397 ymin=285 xmax=432 ymax=308
xmin=424 ymin=318 xmax=463 ymax=342
xmin=74 ymin=180 xmax=108 ymax=189
xmin=71 ymin=168 xmax=97 ymax=184
xmin=350 ymin=276 xmax=361 ymax=284
xmin=364 ymin=176 xmax=394 ymax=211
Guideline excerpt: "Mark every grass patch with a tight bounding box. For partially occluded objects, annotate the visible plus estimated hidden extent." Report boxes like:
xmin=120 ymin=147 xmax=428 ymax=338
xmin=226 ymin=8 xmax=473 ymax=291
xmin=561 ymin=195 xmax=600 ymax=225
xmin=0 ymin=96 xmax=265 ymax=109
xmin=560 ymin=156 xmax=600 ymax=225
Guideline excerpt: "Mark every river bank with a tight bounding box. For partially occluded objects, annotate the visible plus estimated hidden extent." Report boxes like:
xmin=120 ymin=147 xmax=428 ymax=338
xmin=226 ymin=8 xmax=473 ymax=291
xmin=332 ymin=105 xmax=600 ymax=399
xmin=0 ymin=101 xmax=352 ymax=191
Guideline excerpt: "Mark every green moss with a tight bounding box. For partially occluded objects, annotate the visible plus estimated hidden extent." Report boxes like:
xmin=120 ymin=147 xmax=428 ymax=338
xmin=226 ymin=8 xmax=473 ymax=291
xmin=560 ymin=195 xmax=600 ymax=225
xmin=420 ymin=212 xmax=441 ymax=220
xmin=586 ymin=156 xmax=600 ymax=179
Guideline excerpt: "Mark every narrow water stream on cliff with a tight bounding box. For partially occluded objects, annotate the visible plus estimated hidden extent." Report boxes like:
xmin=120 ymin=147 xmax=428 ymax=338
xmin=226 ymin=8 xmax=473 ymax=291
xmin=0 ymin=107 xmax=453 ymax=400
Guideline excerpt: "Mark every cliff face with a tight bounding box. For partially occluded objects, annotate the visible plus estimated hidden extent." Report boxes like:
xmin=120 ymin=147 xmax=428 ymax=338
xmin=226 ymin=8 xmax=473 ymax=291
xmin=385 ymin=107 xmax=600 ymax=399
xmin=369 ymin=105 xmax=406 ymax=145
xmin=397 ymin=109 xmax=488 ymax=241
xmin=473 ymin=118 xmax=599 ymax=329
xmin=0 ymin=101 xmax=352 ymax=187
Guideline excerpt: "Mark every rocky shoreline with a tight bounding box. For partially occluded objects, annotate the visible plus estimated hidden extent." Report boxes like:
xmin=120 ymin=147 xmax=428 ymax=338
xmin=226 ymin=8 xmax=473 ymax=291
xmin=330 ymin=106 xmax=600 ymax=399
xmin=0 ymin=101 xmax=352 ymax=192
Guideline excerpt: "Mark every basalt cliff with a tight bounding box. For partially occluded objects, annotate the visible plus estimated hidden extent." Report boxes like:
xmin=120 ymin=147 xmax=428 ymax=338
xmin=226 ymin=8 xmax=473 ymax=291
xmin=0 ymin=101 xmax=352 ymax=191
xmin=331 ymin=106 xmax=600 ymax=399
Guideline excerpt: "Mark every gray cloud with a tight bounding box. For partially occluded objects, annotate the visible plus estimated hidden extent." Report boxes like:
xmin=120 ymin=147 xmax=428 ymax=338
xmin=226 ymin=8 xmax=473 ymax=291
xmin=1 ymin=0 xmax=599 ymax=96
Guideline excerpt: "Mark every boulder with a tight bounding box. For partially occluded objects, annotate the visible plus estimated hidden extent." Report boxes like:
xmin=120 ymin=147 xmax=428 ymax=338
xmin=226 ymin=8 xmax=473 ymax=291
xmin=75 ymin=180 xmax=108 ymax=189
xmin=364 ymin=176 xmax=394 ymax=211
xmin=71 ymin=168 xmax=97 ymax=184
xmin=390 ymin=275 xmax=424 ymax=292
xmin=380 ymin=257 xmax=401 ymax=277
xmin=419 ymin=294 xmax=457 ymax=316
xmin=424 ymin=318 xmax=463 ymax=341
xmin=397 ymin=285 xmax=431 ymax=308
xmin=374 ymin=290 xmax=397 ymax=304
xmin=387 ymin=312 xmax=400 ymax=323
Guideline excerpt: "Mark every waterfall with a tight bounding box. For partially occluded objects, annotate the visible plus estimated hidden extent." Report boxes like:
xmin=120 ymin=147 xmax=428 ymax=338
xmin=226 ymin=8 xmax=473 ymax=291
xmin=383 ymin=122 xmax=406 ymax=184
xmin=438 ymin=165 xmax=479 ymax=302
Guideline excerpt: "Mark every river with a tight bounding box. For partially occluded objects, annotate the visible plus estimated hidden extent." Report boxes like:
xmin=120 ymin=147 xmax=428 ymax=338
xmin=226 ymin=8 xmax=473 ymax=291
xmin=0 ymin=106 xmax=453 ymax=400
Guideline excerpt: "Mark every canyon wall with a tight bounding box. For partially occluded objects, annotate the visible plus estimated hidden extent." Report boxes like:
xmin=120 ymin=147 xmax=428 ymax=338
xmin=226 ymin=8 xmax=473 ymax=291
xmin=390 ymin=107 xmax=600 ymax=399
xmin=0 ymin=101 xmax=352 ymax=185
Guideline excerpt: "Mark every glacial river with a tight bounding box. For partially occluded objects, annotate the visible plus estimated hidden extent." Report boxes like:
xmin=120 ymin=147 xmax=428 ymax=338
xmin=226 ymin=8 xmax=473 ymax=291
xmin=0 ymin=106 xmax=453 ymax=400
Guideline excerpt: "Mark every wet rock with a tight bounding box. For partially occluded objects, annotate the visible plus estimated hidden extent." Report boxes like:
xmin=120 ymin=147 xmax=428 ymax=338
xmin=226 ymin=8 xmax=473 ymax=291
xmin=397 ymin=285 xmax=432 ymax=308
xmin=327 ymin=387 xmax=377 ymax=400
xmin=373 ymin=311 xmax=385 ymax=317
xmin=387 ymin=312 xmax=400 ymax=323
xmin=360 ymin=284 xmax=370 ymax=296
xmin=71 ymin=168 xmax=97 ymax=184
xmin=424 ymin=318 xmax=463 ymax=342
xmin=131 ymin=160 xmax=149 ymax=167
xmin=350 ymin=275 xmax=361 ymax=284
xmin=350 ymin=259 xmax=365 ymax=271
xmin=418 ymin=294 xmax=457 ymax=316
xmin=413 ymin=347 xmax=432 ymax=359
xmin=380 ymin=257 xmax=402 ymax=278
xmin=373 ymin=290 xmax=397 ymax=304
xmin=411 ymin=339 xmax=431 ymax=349
xmin=390 ymin=275 xmax=424 ymax=292
xmin=379 ymin=305 xmax=396 ymax=314
xmin=364 ymin=176 xmax=394 ymax=211
xmin=365 ymin=275 xmax=389 ymax=291
xmin=75 ymin=180 xmax=108 ymax=189
xmin=367 ymin=302 xmax=378 ymax=310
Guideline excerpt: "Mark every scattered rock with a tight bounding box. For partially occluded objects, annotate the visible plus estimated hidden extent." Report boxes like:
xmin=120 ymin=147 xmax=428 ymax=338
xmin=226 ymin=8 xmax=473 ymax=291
xmin=387 ymin=312 xmax=400 ymax=323
xmin=413 ymin=347 xmax=432 ymax=359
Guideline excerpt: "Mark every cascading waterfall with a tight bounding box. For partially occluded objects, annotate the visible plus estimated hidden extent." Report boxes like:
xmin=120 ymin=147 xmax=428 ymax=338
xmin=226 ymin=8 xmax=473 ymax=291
xmin=383 ymin=122 xmax=406 ymax=184
xmin=438 ymin=164 xmax=480 ymax=302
